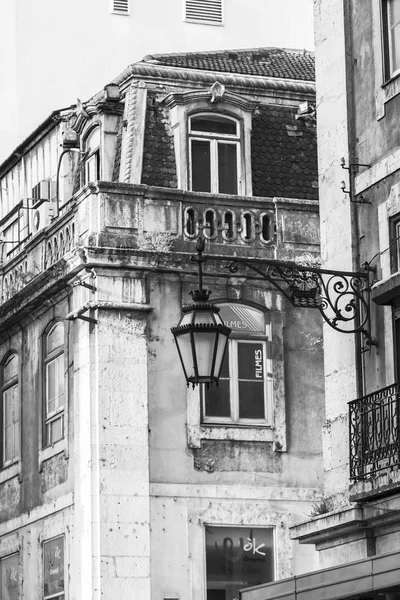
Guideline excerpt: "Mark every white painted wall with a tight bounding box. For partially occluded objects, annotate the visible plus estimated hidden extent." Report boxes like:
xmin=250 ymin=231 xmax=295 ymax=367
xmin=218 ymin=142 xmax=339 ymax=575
xmin=0 ymin=0 xmax=314 ymax=163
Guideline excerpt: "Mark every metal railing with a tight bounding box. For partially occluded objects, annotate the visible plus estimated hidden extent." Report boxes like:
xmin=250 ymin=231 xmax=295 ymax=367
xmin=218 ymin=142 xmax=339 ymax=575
xmin=349 ymin=382 xmax=400 ymax=480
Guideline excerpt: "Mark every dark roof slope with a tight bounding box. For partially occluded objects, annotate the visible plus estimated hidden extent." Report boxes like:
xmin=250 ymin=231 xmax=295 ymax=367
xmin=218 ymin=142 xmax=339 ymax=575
xmin=142 ymin=47 xmax=315 ymax=81
xmin=251 ymin=105 xmax=318 ymax=200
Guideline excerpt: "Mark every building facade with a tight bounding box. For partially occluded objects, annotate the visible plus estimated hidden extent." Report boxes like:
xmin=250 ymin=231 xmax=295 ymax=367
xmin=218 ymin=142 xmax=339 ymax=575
xmin=0 ymin=49 xmax=324 ymax=599
xmin=240 ymin=2 xmax=400 ymax=599
xmin=0 ymin=0 xmax=314 ymax=164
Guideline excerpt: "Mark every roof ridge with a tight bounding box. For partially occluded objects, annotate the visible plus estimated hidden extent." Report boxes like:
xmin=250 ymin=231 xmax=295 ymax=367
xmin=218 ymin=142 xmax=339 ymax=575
xmin=142 ymin=46 xmax=314 ymax=62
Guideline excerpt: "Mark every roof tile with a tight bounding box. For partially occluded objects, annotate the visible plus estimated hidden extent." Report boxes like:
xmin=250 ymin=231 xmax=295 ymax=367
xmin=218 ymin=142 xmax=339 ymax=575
xmin=143 ymin=47 xmax=315 ymax=81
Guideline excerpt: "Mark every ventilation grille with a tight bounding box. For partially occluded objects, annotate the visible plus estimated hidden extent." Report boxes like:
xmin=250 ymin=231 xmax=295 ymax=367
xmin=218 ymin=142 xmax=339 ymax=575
xmin=185 ymin=0 xmax=223 ymax=24
xmin=111 ymin=0 xmax=130 ymax=15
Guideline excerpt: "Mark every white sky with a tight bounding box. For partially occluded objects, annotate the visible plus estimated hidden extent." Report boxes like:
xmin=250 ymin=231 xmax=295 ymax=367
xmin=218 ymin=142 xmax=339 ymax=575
xmin=0 ymin=0 xmax=314 ymax=163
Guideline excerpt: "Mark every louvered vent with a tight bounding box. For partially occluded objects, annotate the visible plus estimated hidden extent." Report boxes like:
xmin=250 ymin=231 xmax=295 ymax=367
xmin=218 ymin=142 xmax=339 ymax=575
xmin=185 ymin=0 xmax=223 ymax=24
xmin=111 ymin=0 xmax=130 ymax=15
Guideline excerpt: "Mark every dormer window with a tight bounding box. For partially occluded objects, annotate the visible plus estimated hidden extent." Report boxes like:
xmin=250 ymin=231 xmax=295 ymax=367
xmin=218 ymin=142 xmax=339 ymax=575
xmin=84 ymin=127 xmax=101 ymax=184
xmin=189 ymin=114 xmax=240 ymax=194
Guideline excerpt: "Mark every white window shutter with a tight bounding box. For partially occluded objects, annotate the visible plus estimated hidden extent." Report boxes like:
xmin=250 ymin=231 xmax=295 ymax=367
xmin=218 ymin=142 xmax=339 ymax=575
xmin=111 ymin=0 xmax=130 ymax=15
xmin=185 ymin=0 xmax=223 ymax=24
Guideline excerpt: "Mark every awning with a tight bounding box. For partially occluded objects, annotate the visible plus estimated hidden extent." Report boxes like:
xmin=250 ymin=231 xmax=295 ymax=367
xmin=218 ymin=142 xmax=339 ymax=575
xmin=239 ymin=550 xmax=400 ymax=600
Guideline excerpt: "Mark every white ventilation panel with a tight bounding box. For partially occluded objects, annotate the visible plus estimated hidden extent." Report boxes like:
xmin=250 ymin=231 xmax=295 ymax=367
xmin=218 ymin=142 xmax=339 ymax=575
xmin=185 ymin=0 xmax=223 ymax=24
xmin=111 ymin=0 xmax=130 ymax=14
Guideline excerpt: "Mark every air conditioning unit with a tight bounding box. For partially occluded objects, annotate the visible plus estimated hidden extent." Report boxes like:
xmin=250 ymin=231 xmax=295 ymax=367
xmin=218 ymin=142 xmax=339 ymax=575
xmin=32 ymin=180 xmax=57 ymax=205
xmin=32 ymin=202 xmax=55 ymax=235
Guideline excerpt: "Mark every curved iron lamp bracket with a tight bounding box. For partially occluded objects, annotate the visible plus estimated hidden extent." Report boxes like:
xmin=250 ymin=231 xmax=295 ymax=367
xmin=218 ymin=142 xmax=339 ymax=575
xmin=225 ymin=257 xmax=371 ymax=339
xmin=190 ymin=243 xmax=371 ymax=343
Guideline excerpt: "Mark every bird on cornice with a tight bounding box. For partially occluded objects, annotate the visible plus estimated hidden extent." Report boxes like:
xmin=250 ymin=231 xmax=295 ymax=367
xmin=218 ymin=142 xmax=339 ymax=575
xmin=209 ymin=81 xmax=226 ymax=103
xmin=75 ymin=98 xmax=89 ymax=119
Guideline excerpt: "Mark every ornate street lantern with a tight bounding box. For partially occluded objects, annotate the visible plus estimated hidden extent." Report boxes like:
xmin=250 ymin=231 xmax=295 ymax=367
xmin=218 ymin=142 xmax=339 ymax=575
xmin=171 ymin=237 xmax=231 ymax=387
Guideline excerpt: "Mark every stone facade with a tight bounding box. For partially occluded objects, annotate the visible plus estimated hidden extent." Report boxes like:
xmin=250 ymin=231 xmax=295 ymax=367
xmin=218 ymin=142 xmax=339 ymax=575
xmin=0 ymin=49 xmax=324 ymax=599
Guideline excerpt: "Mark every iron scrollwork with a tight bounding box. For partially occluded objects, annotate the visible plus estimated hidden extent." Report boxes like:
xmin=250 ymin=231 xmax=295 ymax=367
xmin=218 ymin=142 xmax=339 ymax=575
xmin=223 ymin=257 xmax=370 ymax=338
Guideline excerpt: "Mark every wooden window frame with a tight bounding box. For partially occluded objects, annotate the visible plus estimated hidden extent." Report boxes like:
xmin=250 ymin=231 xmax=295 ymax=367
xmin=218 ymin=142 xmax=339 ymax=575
xmin=1 ymin=353 xmax=20 ymax=469
xmin=389 ymin=213 xmax=400 ymax=272
xmin=83 ymin=126 xmax=101 ymax=185
xmin=202 ymin=336 xmax=272 ymax=426
xmin=43 ymin=323 xmax=65 ymax=448
xmin=188 ymin=113 xmax=240 ymax=194
xmin=382 ymin=0 xmax=400 ymax=81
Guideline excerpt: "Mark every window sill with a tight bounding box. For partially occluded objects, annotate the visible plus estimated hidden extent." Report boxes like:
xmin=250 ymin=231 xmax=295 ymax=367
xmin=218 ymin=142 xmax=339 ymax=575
xmin=371 ymin=271 xmax=400 ymax=305
xmin=377 ymin=73 xmax=400 ymax=119
xmin=39 ymin=438 xmax=68 ymax=472
xmin=0 ymin=461 xmax=21 ymax=484
xmin=187 ymin=423 xmax=276 ymax=449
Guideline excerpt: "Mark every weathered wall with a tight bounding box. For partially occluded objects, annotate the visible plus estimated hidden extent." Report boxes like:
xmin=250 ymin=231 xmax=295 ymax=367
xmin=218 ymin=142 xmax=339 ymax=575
xmin=314 ymin=0 xmax=358 ymax=498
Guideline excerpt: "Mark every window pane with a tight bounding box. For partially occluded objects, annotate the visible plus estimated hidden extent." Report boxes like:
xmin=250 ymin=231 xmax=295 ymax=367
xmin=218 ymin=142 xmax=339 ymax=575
xmin=47 ymin=361 xmax=56 ymax=415
xmin=49 ymin=416 xmax=63 ymax=445
xmin=237 ymin=343 xmax=265 ymax=419
xmin=191 ymin=115 xmax=237 ymax=135
xmin=56 ymin=355 xmax=65 ymax=409
xmin=1 ymin=554 xmax=20 ymax=600
xmin=218 ymin=304 xmax=266 ymax=333
xmin=218 ymin=143 xmax=237 ymax=194
xmin=191 ymin=140 xmax=211 ymax=192
xmin=47 ymin=323 xmax=64 ymax=354
xmin=4 ymin=355 xmax=18 ymax=382
xmin=3 ymin=390 xmax=12 ymax=426
xmin=4 ymin=426 xmax=12 ymax=463
xmin=205 ymin=380 xmax=231 ymax=417
xmin=206 ymin=526 xmax=274 ymax=600
xmin=391 ymin=23 xmax=400 ymax=72
xmin=204 ymin=348 xmax=230 ymax=417
xmin=389 ymin=0 xmax=400 ymax=25
xmin=43 ymin=537 xmax=65 ymax=599
xmin=86 ymin=153 xmax=99 ymax=182
xmin=85 ymin=127 xmax=100 ymax=154
xmin=238 ymin=343 xmax=264 ymax=381
xmin=238 ymin=381 xmax=265 ymax=419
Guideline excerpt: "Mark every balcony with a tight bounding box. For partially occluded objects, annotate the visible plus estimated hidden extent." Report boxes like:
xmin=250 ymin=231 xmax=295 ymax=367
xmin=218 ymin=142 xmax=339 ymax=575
xmin=349 ymin=382 xmax=400 ymax=482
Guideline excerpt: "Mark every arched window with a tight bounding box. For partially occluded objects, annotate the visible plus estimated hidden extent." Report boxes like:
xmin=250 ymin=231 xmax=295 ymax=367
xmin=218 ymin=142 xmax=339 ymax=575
xmin=1 ymin=354 xmax=19 ymax=467
xmin=203 ymin=303 xmax=272 ymax=425
xmin=44 ymin=323 xmax=65 ymax=446
xmin=84 ymin=127 xmax=101 ymax=184
xmin=189 ymin=114 xmax=240 ymax=194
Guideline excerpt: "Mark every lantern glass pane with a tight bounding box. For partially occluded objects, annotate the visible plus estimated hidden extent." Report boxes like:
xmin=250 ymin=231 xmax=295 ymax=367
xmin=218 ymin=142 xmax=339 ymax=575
xmin=212 ymin=331 xmax=229 ymax=378
xmin=175 ymin=331 xmax=195 ymax=380
xmin=194 ymin=310 xmax=216 ymax=325
xmin=180 ymin=312 xmax=194 ymax=326
xmin=193 ymin=331 xmax=217 ymax=377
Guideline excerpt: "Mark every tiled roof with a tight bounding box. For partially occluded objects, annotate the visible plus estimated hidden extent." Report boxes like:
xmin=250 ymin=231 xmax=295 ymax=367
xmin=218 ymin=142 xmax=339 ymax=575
xmin=251 ymin=105 xmax=318 ymax=200
xmin=142 ymin=47 xmax=315 ymax=82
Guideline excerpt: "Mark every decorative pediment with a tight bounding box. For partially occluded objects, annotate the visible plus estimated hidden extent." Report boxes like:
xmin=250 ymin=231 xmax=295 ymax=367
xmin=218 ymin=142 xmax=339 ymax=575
xmin=162 ymin=85 xmax=258 ymax=112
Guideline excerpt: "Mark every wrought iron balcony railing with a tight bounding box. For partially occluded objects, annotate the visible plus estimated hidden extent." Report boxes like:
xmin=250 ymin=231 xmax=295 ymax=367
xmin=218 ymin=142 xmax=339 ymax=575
xmin=349 ymin=382 xmax=400 ymax=480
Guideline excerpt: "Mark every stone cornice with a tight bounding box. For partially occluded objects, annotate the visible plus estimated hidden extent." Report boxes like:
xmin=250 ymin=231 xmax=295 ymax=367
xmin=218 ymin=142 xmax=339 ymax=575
xmin=90 ymin=61 xmax=316 ymax=105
